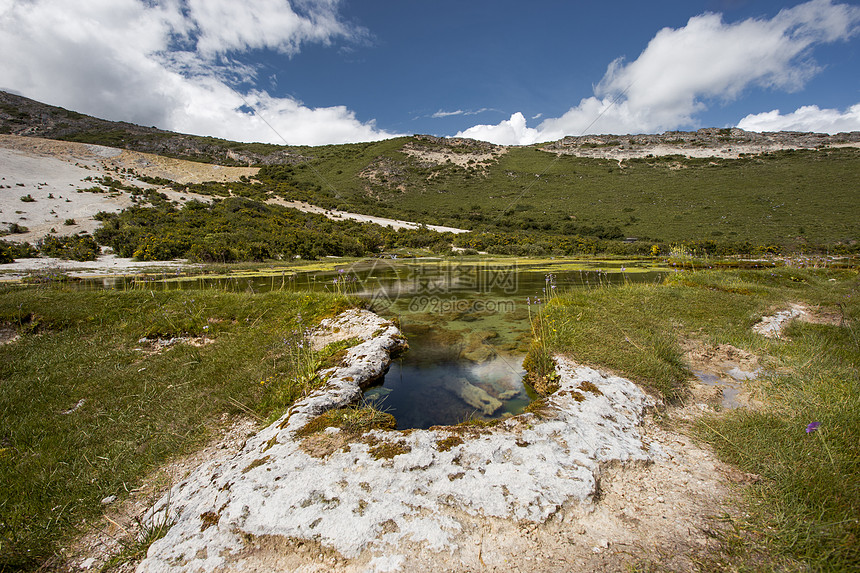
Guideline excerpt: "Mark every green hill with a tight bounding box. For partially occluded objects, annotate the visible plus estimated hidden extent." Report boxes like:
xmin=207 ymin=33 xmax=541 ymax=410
xmin=2 ymin=91 xmax=858 ymax=256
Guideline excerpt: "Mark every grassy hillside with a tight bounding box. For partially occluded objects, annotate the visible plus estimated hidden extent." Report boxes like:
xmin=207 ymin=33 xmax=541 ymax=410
xmin=3 ymin=91 xmax=858 ymax=253
xmin=279 ymin=143 xmax=859 ymax=247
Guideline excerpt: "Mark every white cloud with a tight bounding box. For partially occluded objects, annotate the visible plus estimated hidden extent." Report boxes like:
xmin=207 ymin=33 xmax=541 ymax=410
xmin=0 ymin=0 xmax=398 ymax=145
xmin=432 ymin=109 xmax=465 ymax=118
xmin=738 ymin=103 xmax=860 ymax=133
xmin=187 ymin=0 xmax=352 ymax=57
xmin=456 ymin=112 xmax=542 ymax=146
xmin=456 ymin=0 xmax=860 ymax=145
xmin=431 ymin=108 xmax=491 ymax=119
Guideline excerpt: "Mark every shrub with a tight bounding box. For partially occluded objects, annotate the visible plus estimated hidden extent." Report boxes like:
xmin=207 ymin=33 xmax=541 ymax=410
xmin=38 ymin=234 xmax=100 ymax=261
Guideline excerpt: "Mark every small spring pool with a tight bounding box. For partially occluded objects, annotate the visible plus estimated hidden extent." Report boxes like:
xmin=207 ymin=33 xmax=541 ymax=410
xmin=365 ymin=352 xmax=531 ymax=430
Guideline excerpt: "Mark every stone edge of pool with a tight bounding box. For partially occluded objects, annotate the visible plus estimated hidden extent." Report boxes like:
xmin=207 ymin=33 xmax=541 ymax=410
xmin=136 ymin=308 xmax=660 ymax=572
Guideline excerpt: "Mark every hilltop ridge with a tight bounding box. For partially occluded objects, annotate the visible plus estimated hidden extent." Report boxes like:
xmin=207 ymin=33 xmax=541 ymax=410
xmin=0 ymin=90 xmax=305 ymax=166
xmin=3 ymin=90 xmax=858 ymax=163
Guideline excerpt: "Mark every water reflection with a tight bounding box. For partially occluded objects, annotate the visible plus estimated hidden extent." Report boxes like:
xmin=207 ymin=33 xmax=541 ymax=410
xmin=367 ymin=355 xmax=530 ymax=430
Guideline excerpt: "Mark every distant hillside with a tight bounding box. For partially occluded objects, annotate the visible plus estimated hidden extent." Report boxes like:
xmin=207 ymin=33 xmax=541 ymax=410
xmin=4 ymin=89 xmax=858 ymax=166
xmin=0 ymin=91 xmax=308 ymax=166
xmin=2 ymin=91 xmax=858 ymax=252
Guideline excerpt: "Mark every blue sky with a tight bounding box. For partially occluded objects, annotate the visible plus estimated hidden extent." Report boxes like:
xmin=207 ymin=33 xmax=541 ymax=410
xmin=1 ymin=0 xmax=859 ymax=145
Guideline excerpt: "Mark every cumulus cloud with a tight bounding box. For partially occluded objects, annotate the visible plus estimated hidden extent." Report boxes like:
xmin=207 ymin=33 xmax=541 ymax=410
xmin=456 ymin=112 xmax=542 ymax=146
xmin=187 ymin=0 xmax=352 ymax=57
xmin=0 ymin=0 xmax=398 ymax=145
xmin=738 ymin=103 xmax=860 ymax=133
xmin=456 ymin=0 xmax=860 ymax=145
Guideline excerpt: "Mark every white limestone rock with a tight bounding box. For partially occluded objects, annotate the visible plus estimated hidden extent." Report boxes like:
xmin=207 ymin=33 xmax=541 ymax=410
xmin=136 ymin=323 xmax=656 ymax=573
xmin=753 ymin=303 xmax=808 ymax=338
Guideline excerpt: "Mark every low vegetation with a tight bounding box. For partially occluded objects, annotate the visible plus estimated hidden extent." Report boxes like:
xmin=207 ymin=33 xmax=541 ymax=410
xmin=36 ymin=234 xmax=100 ymax=261
xmin=295 ymin=404 xmax=396 ymax=438
xmin=0 ymin=284 xmax=353 ymax=569
xmin=92 ymin=196 xmax=454 ymax=262
xmin=0 ymin=240 xmax=37 ymax=264
xmin=536 ymin=267 xmax=859 ymax=569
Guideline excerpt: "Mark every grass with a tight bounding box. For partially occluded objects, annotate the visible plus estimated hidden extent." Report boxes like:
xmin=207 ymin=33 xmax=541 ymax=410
xmin=696 ymin=303 xmax=859 ymax=569
xmin=0 ymin=284 xmax=353 ymax=570
xmin=539 ymin=266 xmax=859 ymax=569
xmin=295 ymin=403 xmax=396 ymax=438
xmin=283 ymin=142 xmax=859 ymax=247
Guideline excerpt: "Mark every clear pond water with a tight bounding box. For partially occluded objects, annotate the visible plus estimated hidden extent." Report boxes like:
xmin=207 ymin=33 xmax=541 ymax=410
xmin=341 ymin=260 xmax=667 ymax=429
xmin=78 ymin=259 xmax=669 ymax=429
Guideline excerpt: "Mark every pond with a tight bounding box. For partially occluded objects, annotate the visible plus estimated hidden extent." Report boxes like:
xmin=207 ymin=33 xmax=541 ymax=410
xmin=332 ymin=259 xmax=667 ymax=429
xmin=82 ymin=258 xmax=669 ymax=429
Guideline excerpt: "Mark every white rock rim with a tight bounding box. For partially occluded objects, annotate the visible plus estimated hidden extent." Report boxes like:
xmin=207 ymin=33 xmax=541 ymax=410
xmin=135 ymin=310 xmax=658 ymax=572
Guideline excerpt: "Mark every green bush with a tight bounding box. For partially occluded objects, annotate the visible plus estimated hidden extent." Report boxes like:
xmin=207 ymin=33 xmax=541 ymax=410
xmin=37 ymin=234 xmax=100 ymax=261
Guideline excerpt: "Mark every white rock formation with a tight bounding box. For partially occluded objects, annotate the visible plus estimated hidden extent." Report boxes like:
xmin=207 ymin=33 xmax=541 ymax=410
xmin=752 ymin=303 xmax=808 ymax=338
xmin=136 ymin=310 xmax=656 ymax=572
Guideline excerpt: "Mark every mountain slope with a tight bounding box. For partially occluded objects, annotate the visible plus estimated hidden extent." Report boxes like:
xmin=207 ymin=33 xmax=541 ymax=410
xmin=2 ymin=91 xmax=858 ymax=250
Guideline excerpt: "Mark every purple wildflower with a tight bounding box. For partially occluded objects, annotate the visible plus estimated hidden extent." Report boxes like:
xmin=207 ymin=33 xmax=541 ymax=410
xmin=806 ymin=422 xmax=820 ymax=433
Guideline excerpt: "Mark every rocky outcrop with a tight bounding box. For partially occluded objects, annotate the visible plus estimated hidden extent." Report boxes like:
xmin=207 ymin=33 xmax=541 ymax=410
xmin=282 ymin=309 xmax=407 ymax=435
xmin=135 ymin=342 xmax=657 ymax=572
xmin=541 ymin=127 xmax=860 ymax=159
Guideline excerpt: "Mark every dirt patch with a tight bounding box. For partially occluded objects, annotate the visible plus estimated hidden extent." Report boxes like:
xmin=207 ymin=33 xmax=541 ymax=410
xmin=0 ymin=323 xmax=19 ymax=345
xmin=400 ymin=141 xmax=507 ymax=170
xmin=103 ymin=149 xmax=258 ymax=185
xmin=134 ymin=335 xmax=215 ymax=358
xmin=299 ymin=428 xmax=352 ymax=458
xmin=684 ymin=340 xmax=761 ymax=374
xmin=266 ymin=198 xmax=468 ymax=235
xmin=0 ymin=134 xmax=257 ymax=185
xmin=753 ymin=302 xmax=845 ymax=339
xmin=682 ymin=339 xmax=763 ymax=410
